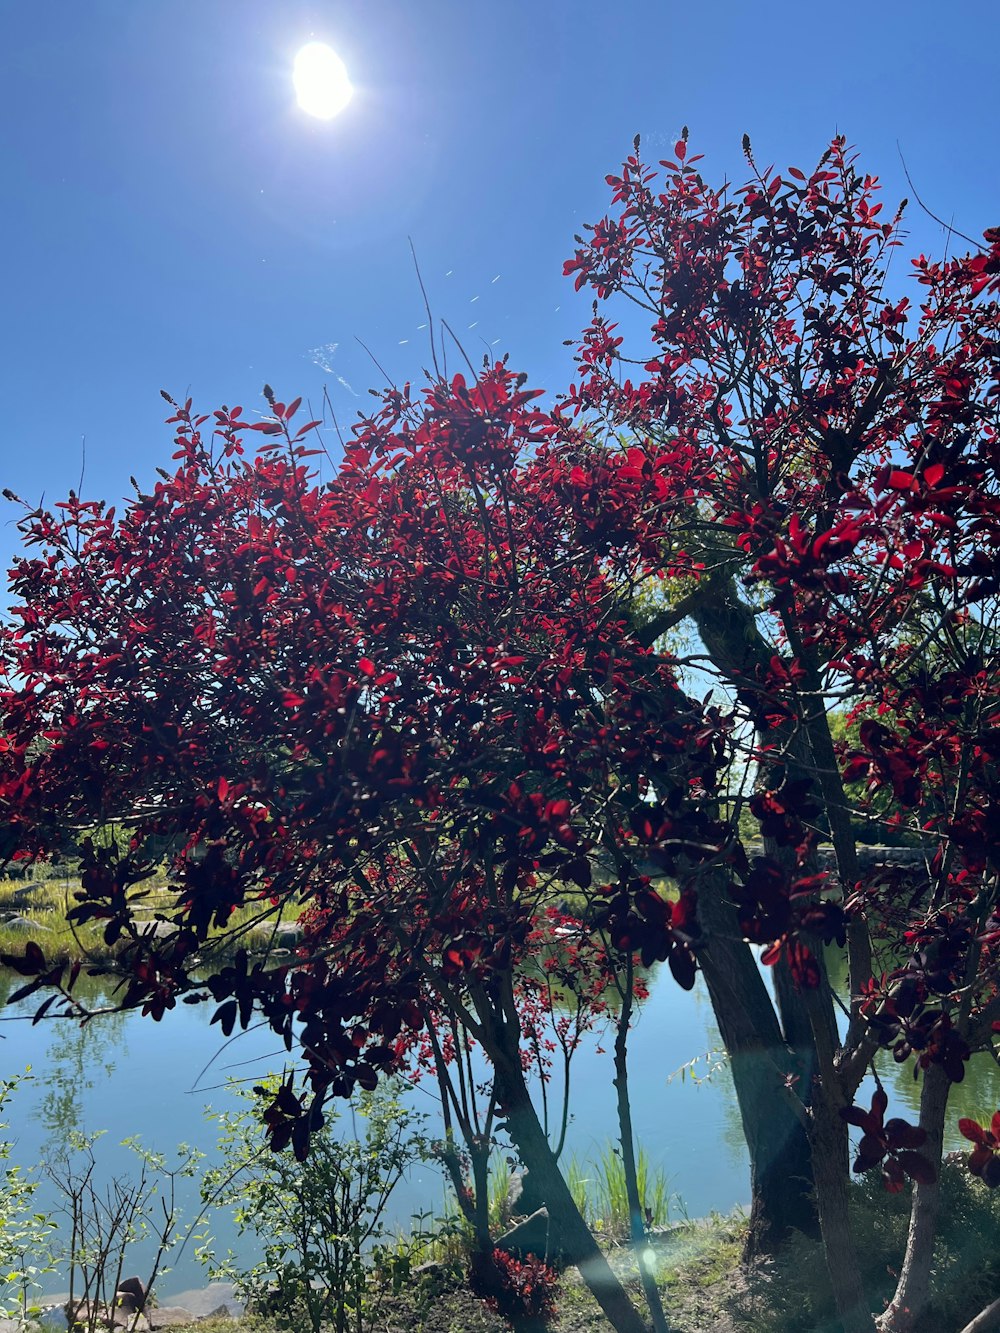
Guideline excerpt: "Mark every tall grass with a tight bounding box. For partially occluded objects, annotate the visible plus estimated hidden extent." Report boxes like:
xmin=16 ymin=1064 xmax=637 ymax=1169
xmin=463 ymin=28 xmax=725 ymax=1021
xmin=566 ymin=1141 xmax=685 ymax=1241
xmin=487 ymin=1152 xmax=514 ymax=1233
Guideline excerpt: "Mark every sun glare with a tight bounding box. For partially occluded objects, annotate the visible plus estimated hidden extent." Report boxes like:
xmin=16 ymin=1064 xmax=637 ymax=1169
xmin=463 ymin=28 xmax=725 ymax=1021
xmin=293 ymin=42 xmax=353 ymax=120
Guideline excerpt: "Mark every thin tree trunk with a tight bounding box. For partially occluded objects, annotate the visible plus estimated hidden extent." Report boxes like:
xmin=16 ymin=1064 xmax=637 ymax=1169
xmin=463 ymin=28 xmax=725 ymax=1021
xmin=959 ymin=1297 xmax=1000 ymax=1333
xmin=877 ymin=1053 xmax=951 ymax=1329
xmin=614 ymin=953 xmax=670 ymax=1333
xmin=493 ymin=1043 xmax=652 ymax=1333
xmin=811 ymin=1093 xmax=876 ymax=1333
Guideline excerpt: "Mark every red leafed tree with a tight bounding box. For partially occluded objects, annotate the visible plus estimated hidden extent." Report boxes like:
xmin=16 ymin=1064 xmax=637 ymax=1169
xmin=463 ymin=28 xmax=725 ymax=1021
xmin=561 ymin=132 xmax=1000 ymax=1331
xmin=0 ymin=375 xmax=725 ymax=1333
xmin=1 ymin=135 xmax=999 ymax=1333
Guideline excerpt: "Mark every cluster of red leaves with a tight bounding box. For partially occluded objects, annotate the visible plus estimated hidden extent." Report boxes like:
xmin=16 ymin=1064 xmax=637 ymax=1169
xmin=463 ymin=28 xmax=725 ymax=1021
xmin=839 ymin=1088 xmax=934 ymax=1192
xmin=0 ymin=368 xmax=726 ymax=1146
xmin=472 ymin=1248 xmax=559 ymax=1323
xmin=959 ymin=1111 xmax=1000 ymax=1187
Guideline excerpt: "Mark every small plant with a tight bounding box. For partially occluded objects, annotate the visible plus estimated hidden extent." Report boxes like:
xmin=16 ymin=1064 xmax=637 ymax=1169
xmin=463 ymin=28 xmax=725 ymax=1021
xmin=202 ymin=1076 xmax=428 ymax=1333
xmin=472 ymin=1247 xmax=558 ymax=1326
xmin=0 ymin=1074 xmax=58 ymax=1324
xmin=487 ymin=1153 xmax=515 ymax=1234
xmin=45 ymin=1131 xmax=201 ymax=1333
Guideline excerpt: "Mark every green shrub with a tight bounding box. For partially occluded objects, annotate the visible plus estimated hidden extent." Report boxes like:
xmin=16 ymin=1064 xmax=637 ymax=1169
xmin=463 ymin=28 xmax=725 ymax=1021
xmin=202 ymin=1077 xmax=428 ymax=1333
xmin=0 ymin=1074 xmax=57 ymax=1322
xmin=731 ymin=1165 xmax=1000 ymax=1333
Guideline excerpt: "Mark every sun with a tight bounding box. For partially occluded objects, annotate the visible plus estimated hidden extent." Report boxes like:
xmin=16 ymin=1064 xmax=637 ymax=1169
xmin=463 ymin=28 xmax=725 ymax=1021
xmin=293 ymin=42 xmax=353 ymax=120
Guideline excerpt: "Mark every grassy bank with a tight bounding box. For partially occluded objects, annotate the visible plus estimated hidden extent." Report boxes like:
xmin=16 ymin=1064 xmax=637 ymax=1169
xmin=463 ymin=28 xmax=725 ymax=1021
xmin=0 ymin=874 xmax=303 ymax=970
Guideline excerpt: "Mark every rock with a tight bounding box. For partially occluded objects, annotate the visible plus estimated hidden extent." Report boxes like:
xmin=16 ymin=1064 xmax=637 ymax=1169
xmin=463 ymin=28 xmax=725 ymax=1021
xmin=157 ymin=1285 xmax=241 ymax=1318
xmin=244 ymin=922 xmax=303 ymax=953
xmin=147 ymin=1307 xmax=199 ymax=1328
xmin=411 ymin=1260 xmax=448 ymax=1283
xmin=2 ymin=914 xmax=51 ymax=930
xmin=35 ymin=1302 xmax=70 ymax=1330
xmin=117 ymin=1276 xmax=146 ymax=1311
xmin=496 ymin=1206 xmax=569 ymax=1263
xmin=65 ymin=1300 xmax=150 ymax=1331
xmin=140 ymin=920 xmax=176 ymax=940
xmin=505 ymin=1169 xmax=545 ymax=1218
xmin=275 ymin=922 xmax=304 ymax=950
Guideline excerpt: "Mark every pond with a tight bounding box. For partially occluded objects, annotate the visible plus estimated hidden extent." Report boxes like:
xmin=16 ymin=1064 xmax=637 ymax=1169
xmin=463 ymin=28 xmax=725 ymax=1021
xmin=1 ymin=958 xmax=998 ymax=1303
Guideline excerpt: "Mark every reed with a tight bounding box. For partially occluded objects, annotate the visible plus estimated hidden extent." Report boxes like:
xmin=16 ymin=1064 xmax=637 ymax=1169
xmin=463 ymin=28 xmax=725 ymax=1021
xmin=565 ymin=1141 xmax=684 ymax=1241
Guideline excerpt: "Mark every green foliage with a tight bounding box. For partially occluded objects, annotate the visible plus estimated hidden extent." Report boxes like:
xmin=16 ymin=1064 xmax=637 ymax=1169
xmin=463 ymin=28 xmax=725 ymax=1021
xmin=201 ymin=1077 xmax=429 ymax=1333
xmin=0 ymin=1074 xmax=58 ymax=1323
xmin=404 ymin=1151 xmax=518 ymax=1270
xmin=921 ymin=1164 xmax=1000 ymax=1332
xmin=729 ymin=1166 xmax=1000 ymax=1332
xmin=0 ymin=873 xmax=291 ymax=967
xmin=487 ymin=1154 xmax=514 ymax=1235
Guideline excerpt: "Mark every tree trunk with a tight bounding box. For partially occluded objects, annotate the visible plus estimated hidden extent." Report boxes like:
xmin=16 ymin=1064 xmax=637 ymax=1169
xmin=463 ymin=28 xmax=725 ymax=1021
xmin=810 ymin=1093 xmax=876 ymax=1333
xmin=492 ymin=1043 xmax=653 ymax=1333
xmin=614 ymin=954 xmax=671 ymax=1333
xmin=877 ymin=1063 xmax=951 ymax=1332
xmin=697 ymin=873 xmax=818 ymax=1259
xmin=959 ymin=1297 xmax=1000 ymax=1333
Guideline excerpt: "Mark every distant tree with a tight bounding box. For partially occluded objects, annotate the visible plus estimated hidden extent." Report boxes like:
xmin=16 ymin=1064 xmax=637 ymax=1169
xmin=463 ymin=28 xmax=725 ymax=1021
xmin=2 ymin=136 xmax=999 ymax=1333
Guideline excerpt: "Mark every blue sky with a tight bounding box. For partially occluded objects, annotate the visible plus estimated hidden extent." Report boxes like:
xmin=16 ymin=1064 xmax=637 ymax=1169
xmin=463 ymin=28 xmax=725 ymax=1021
xmin=3 ymin=0 xmax=998 ymax=571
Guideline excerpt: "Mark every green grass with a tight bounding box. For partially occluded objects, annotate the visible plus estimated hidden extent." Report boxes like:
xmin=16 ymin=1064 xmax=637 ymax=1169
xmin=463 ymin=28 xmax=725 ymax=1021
xmin=395 ymin=1168 xmax=1000 ymax=1332
xmin=0 ymin=873 xmax=306 ymax=970
xmin=566 ymin=1141 xmax=685 ymax=1242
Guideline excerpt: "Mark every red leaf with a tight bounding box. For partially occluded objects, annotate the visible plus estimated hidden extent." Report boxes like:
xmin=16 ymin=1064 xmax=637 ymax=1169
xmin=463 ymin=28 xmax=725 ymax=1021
xmin=885 ymin=1118 xmax=927 ymax=1151
xmin=840 ymin=1105 xmax=872 ymax=1130
xmin=959 ymin=1117 xmax=988 ymax=1145
xmin=668 ymin=945 xmax=696 ymax=990
xmin=896 ymin=1150 xmax=936 ymax=1185
xmin=923 ymin=462 xmax=945 ymax=488
xmin=969 ymin=1143 xmax=994 ymax=1173
xmin=675 ymin=140 xmax=686 ymax=161
xmin=842 ymin=755 xmax=870 ymax=783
